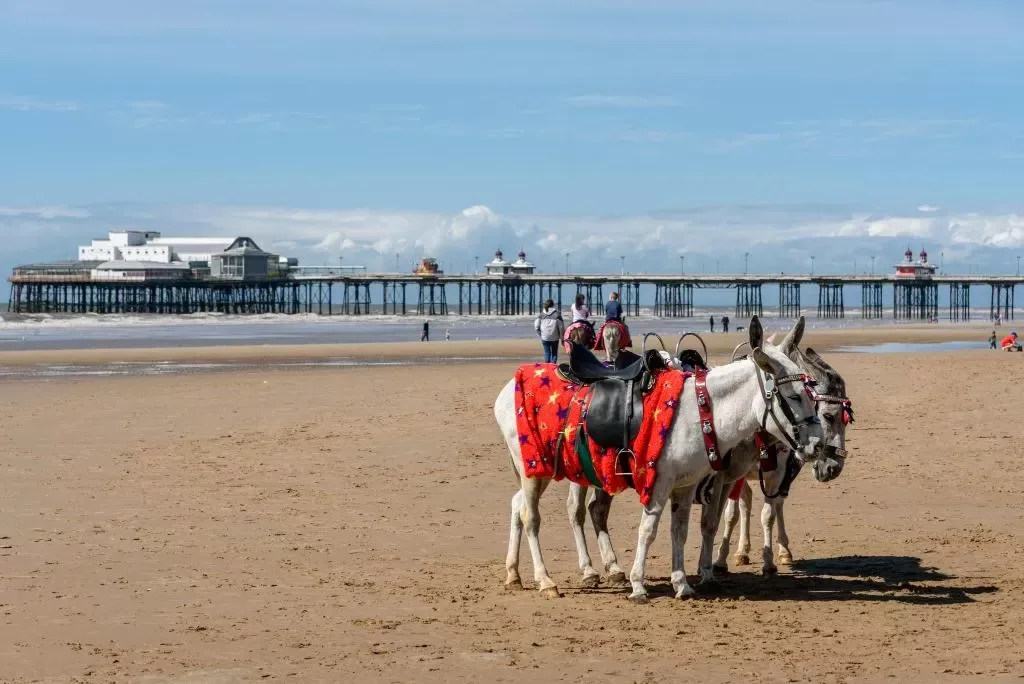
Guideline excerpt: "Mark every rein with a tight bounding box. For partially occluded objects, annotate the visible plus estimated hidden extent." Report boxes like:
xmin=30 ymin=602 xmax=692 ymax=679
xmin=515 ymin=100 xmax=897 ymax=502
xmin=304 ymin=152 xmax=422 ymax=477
xmin=752 ymin=359 xmax=818 ymax=454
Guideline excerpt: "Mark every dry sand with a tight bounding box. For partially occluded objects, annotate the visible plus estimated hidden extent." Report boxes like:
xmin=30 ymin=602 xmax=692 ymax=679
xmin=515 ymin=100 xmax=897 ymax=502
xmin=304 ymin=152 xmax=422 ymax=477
xmin=2 ymin=325 xmax=1023 ymax=683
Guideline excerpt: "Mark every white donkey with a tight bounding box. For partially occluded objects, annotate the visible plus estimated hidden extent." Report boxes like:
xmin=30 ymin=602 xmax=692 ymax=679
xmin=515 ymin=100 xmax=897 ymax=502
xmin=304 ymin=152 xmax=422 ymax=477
xmin=600 ymin=323 xmax=623 ymax=364
xmin=495 ymin=316 xmax=826 ymax=603
xmin=713 ymin=345 xmax=852 ymax=574
xmin=565 ymin=317 xmax=849 ymax=587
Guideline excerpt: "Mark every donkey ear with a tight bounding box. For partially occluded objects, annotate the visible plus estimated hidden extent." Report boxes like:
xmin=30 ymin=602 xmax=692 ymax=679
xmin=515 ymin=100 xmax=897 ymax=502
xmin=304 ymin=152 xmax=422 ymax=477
xmin=751 ymin=347 xmax=778 ymax=376
xmin=748 ymin=315 xmax=764 ymax=350
xmin=779 ymin=315 xmax=805 ymax=354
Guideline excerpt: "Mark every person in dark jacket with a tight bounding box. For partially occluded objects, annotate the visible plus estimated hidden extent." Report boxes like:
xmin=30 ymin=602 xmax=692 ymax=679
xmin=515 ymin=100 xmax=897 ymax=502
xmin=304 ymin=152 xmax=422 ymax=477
xmin=722 ymin=315 xmax=730 ymax=333
xmin=605 ymin=292 xmax=624 ymax=322
xmin=709 ymin=316 xmax=715 ymax=333
xmin=421 ymin=320 xmax=429 ymax=342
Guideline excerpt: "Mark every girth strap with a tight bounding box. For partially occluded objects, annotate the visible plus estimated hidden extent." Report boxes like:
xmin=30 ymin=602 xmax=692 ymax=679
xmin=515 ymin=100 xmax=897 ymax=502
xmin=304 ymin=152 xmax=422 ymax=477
xmin=694 ymin=368 xmax=724 ymax=472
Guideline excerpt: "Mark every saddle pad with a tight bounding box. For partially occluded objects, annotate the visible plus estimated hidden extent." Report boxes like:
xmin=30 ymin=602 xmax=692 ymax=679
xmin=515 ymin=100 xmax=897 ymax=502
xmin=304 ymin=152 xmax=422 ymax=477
xmin=513 ymin=363 xmax=689 ymax=506
xmin=594 ymin=320 xmax=632 ymax=351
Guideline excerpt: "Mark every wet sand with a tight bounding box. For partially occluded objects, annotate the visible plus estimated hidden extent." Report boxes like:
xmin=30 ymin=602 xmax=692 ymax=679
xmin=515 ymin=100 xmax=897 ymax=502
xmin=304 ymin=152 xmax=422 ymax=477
xmin=2 ymin=329 xmax=1023 ymax=682
xmin=0 ymin=322 xmax=998 ymax=367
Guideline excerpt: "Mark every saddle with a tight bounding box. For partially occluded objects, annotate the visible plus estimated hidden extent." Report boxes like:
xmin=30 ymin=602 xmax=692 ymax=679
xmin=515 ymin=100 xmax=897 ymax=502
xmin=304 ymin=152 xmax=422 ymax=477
xmin=557 ymin=344 xmax=670 ymax=488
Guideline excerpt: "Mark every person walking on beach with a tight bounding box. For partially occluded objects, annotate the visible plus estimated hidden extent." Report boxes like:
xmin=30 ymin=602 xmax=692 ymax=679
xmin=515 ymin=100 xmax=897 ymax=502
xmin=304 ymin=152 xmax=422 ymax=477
xmin=535 ymin=299 xmax=565 ymax=363
xmin=421 ymin=320 xmax=429 ymax=342
xmin=722 ymin=315 xmax=730 ymax=333
xmin=989 ymin=330 xmax=998 ymax=349
xmin=709 ymin=316 xmax=715 ymax=333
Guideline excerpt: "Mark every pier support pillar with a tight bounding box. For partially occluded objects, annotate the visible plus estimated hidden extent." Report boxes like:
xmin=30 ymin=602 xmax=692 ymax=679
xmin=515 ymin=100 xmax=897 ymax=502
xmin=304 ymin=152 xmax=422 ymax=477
xmin=991 ymin=284 xmax=1014 ymax=321
xmin=893 ymin=281 xmax=938 ymax=320
xmin=817 ymin=283 xmax=845 ymax=319
xmin=861 ymin=283 xmax=883 ymax=319
xmin=735 ymin=283 xmax=763 ymax=319
xmin=779 ymin=283 xmax=801 ymax=318
xmin=949 ymin=282 xmax=970 ymax=322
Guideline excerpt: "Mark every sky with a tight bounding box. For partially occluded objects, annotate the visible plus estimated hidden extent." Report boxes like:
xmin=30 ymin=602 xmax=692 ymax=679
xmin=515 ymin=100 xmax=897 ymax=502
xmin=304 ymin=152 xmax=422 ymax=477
xmin=2 ymin=0 xmax=1024 ymax=283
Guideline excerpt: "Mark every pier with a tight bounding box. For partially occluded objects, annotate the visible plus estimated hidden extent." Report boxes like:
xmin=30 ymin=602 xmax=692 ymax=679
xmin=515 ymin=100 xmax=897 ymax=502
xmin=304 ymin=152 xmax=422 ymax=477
xmin=8 ymin=269 xmax=1023 ymax=321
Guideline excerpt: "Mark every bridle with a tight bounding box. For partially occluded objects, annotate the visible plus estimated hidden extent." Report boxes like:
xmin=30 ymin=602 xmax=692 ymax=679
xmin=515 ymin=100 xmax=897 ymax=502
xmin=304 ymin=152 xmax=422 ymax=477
xmin=751 ymin=357 xmax=820 ymax=455
xmin=756 ymin=373 xmax=854 ymax=499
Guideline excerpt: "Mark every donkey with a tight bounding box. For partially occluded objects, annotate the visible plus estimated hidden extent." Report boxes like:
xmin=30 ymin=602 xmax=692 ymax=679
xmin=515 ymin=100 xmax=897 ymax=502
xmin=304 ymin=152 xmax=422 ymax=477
xmin=566 ymin=322 xmax=850 ymax=587
xmin=495 ymin=316 xmax=826 ymax=603
xmin=599 ymin=322 xmax=624 ymax=364
xmin=713 ymin=347 xmax=852 ymax=575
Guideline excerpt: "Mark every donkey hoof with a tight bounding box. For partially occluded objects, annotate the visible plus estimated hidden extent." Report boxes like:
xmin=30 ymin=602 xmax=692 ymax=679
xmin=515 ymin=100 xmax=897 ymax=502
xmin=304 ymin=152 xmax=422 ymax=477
xmin=712 ymin=564 xmax=730 ymax=577
xmin=777 ymin=550 xmax=793 ymax=566
xmin=762 ymin=565 xmax=778 ymax=577
xmin=504 ymin=578 xmax=524 ymax=591
xmin=628 ymin=592 xmax=650 ymax=605
xmin=606 ymin=571 xmax=629 ymax=587
xmin=581 ymin=574 xmax=600 ymax=589
xmin=734 ymin=554 xmax=750 ymax=566
xmin=539 ymin=586 xmax=561 ymax=599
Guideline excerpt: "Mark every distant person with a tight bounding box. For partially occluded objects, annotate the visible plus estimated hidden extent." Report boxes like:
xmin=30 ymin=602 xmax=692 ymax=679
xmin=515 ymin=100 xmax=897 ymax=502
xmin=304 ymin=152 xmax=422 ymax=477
xmin=535 ymin=299 xmax=565 ymax=363
xmin=571 ymin=294 xmax=590 ymax=323
xmin=421 ymin=320 xmax=429 ymax=342
xmin=989 ymin=330 xmax=998 ymax=349
xmin=722 ymin=315 xmax=730 ymax=333
xmin=709 ymin=316 xmax=715 ymax=333
xmin=445 ymin=328 xmax=451 ymax=341
xmin=1001 ymin=331 xmax=1020 ymax=351
xmin=605 ymin=292 xmax=623 ymax=322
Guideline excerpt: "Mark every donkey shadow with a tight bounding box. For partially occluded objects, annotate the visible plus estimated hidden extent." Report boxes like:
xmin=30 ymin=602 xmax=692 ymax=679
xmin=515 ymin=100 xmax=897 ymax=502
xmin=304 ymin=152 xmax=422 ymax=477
xmin=631 ymin=555 xmax=997 ymax=605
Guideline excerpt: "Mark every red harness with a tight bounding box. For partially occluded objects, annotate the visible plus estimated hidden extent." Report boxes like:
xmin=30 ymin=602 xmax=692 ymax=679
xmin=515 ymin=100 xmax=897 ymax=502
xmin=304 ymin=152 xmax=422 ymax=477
xmin=753 ymin=430 xmax=779 ymax=472
xmin=693 ymin=368 xmax=724 ymax=472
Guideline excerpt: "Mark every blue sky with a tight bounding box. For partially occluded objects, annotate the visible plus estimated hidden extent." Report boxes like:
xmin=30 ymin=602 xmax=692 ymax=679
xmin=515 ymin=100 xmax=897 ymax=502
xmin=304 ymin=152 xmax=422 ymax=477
xmin=2 ymin=0 xmax=1023 ymax=280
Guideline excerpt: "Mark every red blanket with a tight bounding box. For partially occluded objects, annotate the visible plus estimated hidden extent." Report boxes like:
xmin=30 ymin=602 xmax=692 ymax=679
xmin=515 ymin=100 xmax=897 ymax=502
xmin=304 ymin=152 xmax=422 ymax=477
xmin=594 ymin=320 xmax=632 ymax=350
xmin=514 ymin=363 xmax=688 ymax=507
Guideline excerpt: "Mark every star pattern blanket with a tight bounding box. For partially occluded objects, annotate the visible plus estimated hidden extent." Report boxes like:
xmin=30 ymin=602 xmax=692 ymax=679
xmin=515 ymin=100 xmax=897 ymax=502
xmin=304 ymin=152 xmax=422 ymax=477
xmin=513 ymin=363 xmax=688 ymax=507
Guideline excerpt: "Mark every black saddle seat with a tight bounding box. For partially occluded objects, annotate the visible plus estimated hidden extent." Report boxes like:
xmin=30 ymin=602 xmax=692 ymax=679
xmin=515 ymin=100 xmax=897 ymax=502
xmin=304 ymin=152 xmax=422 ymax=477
xmin=566 ymin=342 xmax=646 ymax=383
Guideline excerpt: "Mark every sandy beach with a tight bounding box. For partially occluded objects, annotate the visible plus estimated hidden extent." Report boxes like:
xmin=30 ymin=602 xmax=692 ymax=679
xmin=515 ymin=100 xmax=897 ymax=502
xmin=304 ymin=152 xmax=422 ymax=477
xmin=2 ymin=324 xmax=1024 ymax=682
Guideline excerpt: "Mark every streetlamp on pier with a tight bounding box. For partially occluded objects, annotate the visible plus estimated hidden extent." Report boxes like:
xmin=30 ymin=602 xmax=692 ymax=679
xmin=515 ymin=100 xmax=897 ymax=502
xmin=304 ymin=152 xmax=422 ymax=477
xmin=1018 ymin=255 xmax=1021 ymax=276
xmin=744 ymin=251 xmax=749 ymax=275
xmin=810 ymin=255 xmax=815 ymax=276
xmin=474 ymin=256 xmax=479 ymax=273
xmin=679 ymin=255 xmax=685 ymax=275
xmin=620 ymin=256 xmax=625 ymax=275
xmin=871 ymin=255 xmax=876 ymax=275
xmin=565 ymin=251 xmax=570 ymax=275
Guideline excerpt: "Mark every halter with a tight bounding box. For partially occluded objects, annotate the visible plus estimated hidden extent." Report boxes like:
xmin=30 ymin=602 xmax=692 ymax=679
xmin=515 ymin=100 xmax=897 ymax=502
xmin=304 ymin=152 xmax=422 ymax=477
xmin=752 ymin=355 xmax=820 ymax=456
xmin=807 ymin=389 xmax=854 ymax=459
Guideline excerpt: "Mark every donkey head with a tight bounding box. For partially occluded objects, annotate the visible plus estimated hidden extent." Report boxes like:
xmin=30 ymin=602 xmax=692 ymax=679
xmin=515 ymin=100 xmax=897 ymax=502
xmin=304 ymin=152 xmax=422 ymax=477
xmin=793 ymin=346 xmax=851 ymax=483
xmin=746 ymin=316 xmax=823 ymax=461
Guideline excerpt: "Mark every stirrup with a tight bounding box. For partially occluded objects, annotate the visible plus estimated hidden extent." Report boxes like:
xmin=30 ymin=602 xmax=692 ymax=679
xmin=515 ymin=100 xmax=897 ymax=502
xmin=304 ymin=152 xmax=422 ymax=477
xmin=615 ymin=447 xmax=635 ymax=476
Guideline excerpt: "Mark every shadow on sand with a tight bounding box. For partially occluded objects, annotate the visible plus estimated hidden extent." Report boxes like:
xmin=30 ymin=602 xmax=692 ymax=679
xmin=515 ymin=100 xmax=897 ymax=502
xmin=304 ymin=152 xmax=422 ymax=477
xmin=590 ymin=555 xmax=998 ymax=605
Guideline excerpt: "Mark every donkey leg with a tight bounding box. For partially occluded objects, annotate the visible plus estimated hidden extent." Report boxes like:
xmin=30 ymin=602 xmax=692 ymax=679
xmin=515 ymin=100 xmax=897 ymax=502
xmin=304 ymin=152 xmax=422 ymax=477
xmin=775 ymin=499 xmax=793 ymax=565
xmin=697 ymin=476 xmax=729 ymax=584
xmin=670 ymin=486 xmax=698 ymax=599
xmin=588 ymin=488 xmax=628 ymax=586
xmin=505 ymin=489 xmax=526 ymax=590
xmin=760 ymin=498 xmax=779 ymax=576
xmin=734 ymin=481 xmax=753 ymax=566
xmin=714 ymin=496 xmax=739 ymax=573
xmin=521 ymin=476 xmax=559 ymax=597
xmin=628 ymin=486 xmax=671 ymax=604
xmin=567 ymin=484 xmax=600 ymax=588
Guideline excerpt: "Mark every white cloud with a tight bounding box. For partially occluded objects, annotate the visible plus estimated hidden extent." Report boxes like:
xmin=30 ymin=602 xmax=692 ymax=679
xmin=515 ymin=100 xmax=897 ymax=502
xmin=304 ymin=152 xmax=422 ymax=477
xmin=0 ymin=96 xmax=79 ymax=112
xmin=918 ymin=204 xmax=940 ymax=213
